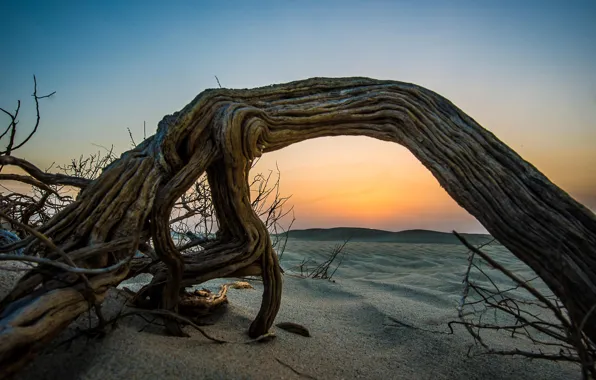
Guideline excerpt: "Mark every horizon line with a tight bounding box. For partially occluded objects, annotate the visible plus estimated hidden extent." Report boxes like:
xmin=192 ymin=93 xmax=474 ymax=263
xmin=283 ymin=226 xmax=491 ymax=235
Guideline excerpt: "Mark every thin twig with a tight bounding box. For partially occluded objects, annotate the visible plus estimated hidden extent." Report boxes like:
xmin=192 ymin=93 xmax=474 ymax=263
xmin=124 ymin=307 xmax=276 ymax=344
xmin=274 ymin=357 xmax=318 ymax=379
xmin=1 ymin=75 xmax=56 ymax=155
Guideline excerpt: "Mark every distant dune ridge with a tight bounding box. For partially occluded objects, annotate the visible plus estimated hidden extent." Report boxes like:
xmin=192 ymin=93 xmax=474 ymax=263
xmin=277 ymin=227 xmax=496 ymax=245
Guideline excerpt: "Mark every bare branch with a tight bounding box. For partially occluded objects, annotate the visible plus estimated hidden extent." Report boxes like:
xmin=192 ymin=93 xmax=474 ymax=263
xmin=0 ymin=156 xmax=91 ymax=188
xmin=0 ymin=75 xmax=55 ymax=155
xmin=452 ymin=232 xmax=595 ymax=377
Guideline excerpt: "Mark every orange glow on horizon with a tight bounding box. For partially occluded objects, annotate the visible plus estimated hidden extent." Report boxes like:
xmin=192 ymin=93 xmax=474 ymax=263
xmin=251 ymin=134 xmax=596 ymax=232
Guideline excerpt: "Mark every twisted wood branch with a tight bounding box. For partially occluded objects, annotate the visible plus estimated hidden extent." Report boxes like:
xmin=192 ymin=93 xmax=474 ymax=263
xmin=0 ymin=77 xmax=594 ymax=378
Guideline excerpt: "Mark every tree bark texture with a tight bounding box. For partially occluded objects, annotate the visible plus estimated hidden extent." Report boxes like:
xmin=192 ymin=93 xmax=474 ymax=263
xmin=1 ymin=77 xmax=594 ymax=377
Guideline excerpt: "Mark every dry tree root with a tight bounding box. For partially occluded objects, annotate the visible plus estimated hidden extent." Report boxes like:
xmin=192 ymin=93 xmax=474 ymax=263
xmin=274 ymin=357 xmax=319 ymax=380
xmin=50 ymin=282 xmax=267 ymax=350
xmin=1 ymin=77 xmax=595 ymax=378
xmin=178 ymin=281 xmax=253 ymax=317
xmin=117 ymin=307 xmax=277 ymax=345
xmin=0 ymin=267 xmax=129 ymax=378
xmin=128 ymin=280 xmax=255 ymax=336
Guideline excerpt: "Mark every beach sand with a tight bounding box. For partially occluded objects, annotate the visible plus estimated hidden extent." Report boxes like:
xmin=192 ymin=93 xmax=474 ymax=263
xmin=3 ymin=240 xmax=578 ymax=379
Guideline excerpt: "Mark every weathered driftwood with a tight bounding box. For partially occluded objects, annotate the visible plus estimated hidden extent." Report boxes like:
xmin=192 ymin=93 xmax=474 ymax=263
xmin=0 ymin=77 xmax=595 ymax=378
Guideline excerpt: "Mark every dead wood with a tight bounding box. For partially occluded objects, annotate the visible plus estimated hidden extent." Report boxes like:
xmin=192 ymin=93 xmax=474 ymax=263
xmin=1 ymin=77 xmax=595 ymax=378
xmin=451 ymin=233 xmax=595 ymax=379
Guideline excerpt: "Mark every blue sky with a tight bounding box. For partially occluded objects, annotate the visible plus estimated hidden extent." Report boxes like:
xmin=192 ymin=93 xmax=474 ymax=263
xmin=1 ymin=0 xmax=595 ymax=232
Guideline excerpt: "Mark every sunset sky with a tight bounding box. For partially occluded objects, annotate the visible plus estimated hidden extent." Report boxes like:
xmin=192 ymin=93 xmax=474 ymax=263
xmin=1 ymin=0 xmax=595 ymax=233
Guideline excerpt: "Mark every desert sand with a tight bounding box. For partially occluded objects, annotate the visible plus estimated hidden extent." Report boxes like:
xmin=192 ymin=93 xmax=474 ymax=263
xmin=2 ymin=238 xmax=578 ymax=380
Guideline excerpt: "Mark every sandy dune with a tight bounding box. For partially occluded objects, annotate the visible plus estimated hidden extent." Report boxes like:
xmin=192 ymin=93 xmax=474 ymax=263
xmin=3 ymin=239 xmax=578 ymax=379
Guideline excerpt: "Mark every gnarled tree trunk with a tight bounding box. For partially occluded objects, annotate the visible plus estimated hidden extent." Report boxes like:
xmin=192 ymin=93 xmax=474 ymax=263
xmin=1 ymin=77 xmax=595 ymax=378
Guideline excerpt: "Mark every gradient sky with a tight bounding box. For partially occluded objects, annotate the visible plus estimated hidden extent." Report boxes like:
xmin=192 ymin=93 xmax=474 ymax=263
xmin=1 ymin=0 xmax=595 ymax=233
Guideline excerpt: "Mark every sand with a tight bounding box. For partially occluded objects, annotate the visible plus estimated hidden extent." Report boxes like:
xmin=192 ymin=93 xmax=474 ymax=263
xmin=2 ymin=239 xmax=579 ymax=379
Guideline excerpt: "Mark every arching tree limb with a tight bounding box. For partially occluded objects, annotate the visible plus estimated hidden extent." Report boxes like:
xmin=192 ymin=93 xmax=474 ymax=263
xmin=0 ymin=77 xmax=594 ymax=378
